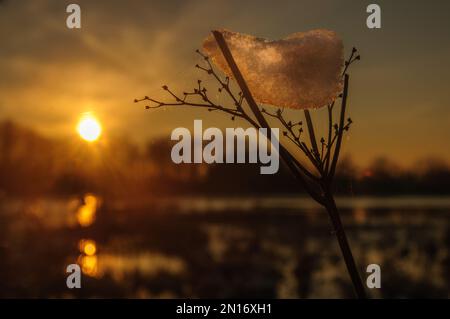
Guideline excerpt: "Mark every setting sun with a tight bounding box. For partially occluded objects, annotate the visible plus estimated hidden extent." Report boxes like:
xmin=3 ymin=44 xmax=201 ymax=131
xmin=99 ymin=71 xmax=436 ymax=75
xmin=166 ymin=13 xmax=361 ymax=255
xmin=77 ymin=114 xmax=102 ymax=142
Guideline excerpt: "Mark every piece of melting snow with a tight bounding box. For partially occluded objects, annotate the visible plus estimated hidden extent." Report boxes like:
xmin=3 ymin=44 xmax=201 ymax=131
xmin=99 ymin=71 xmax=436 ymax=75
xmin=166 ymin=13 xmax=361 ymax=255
xmin=203 ymin=29 xmax=344 ymax=109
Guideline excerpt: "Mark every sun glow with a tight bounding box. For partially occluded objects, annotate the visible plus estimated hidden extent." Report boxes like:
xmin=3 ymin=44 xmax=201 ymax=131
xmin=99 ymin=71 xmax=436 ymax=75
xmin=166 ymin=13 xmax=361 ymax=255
xmin=76 ymin=194 xmax=99 ymax=227
xmin=79 ymin=239 xmax=97 ymax=256
xmin=77 ymin=114 xmax=102 ymax=142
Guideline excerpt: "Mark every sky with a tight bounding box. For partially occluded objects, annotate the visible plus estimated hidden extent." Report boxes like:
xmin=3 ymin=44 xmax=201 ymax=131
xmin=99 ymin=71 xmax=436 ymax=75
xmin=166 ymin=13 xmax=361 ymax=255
xmin=0 ymin=0 xmax=449 ymax=167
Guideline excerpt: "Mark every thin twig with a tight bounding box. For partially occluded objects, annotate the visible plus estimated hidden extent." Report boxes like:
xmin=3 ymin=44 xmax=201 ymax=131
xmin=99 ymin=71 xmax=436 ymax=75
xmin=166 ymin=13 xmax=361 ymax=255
xmin=304 ymin=109 xmax=321 ymax=165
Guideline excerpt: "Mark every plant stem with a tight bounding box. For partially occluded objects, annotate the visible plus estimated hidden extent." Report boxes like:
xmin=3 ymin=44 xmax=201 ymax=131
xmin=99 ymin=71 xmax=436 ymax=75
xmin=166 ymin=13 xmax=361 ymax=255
xmin=211 ymin=30 xmax=366 ymax=298
xmin=329 ymin=74 xmax=349 ymax=180
xmin=303 ymin=109 xmax=320 ymax=162
xmin=323 ymin=190 xmax=367 ymax=298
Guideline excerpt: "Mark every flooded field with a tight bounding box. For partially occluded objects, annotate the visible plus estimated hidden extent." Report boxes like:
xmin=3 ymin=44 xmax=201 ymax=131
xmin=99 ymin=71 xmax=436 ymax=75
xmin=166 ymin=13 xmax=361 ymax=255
xmin=0 ymin=195 xmax=448 ymax=298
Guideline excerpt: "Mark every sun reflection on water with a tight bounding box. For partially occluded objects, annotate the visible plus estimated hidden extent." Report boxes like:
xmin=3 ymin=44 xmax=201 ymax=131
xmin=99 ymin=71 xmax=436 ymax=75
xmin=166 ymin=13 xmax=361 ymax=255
xmin=76 ymin=194 xmax=100 ymax=227
xmin=79 ymin=239 xmax=97 ymax=256
xmin=78 ymin=255 xmax=99 ymax=278
xmin=78 ymin=239 xmax=99 ymax=277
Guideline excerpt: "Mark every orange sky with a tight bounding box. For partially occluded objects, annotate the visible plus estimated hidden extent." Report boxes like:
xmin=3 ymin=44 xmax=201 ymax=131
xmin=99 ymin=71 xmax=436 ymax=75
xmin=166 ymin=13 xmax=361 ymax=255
xmin=0 ymin=0 xmax=449 ymax=167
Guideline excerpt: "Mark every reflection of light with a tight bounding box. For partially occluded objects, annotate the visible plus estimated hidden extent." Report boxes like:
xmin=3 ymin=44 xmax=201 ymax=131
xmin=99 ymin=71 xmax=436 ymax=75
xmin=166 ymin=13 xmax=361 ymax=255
xmin=99 ymin=252 xmax=185 ymax=282
xmin=76 ymin=194 xmax=100 ymax=227
xmin=353 ymin=208 xmax=367 ymax=224
xmin=84 ymin=242 xmax=97 ymax=256
xmin=78 ymin=239 xmax=97 ymax=256
xmin=77 ymin=114 xmax=102 ymax=142
xmin=77 ymin=238 xmax=99 ymax=277
xmin=79 ymin=255 xmax=98 ymax=277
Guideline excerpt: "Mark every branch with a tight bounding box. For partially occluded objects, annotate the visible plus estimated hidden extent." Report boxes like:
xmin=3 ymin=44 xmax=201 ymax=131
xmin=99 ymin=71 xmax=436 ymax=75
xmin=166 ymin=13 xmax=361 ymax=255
xmin=261 ymin=107 xmax=322 ymax=175
xmin=329 ymin=74 xmax=350 ymax=179
xmin=212 ymin=30 xmax=324 ymax=203
xmin=134 ymin=87 xmax=244 ymax=120
xmin=304 ymin=109 xmax=322 ymax=166
xmin=324 ymin=102 xmax=334 ymax=173
xmin=135 ymin=39 xmax=360 ymax=204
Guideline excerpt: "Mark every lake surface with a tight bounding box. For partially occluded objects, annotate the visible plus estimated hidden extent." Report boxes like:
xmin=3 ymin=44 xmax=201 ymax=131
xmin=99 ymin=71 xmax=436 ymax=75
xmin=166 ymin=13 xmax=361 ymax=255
xmin=0 ymin=195 xmax=448 ymax=298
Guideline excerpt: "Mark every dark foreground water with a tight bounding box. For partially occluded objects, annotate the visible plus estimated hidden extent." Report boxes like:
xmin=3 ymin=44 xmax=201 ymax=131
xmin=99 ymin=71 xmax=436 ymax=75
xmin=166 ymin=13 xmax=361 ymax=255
xmin=0 ymin=195 xmax=448 ymax=298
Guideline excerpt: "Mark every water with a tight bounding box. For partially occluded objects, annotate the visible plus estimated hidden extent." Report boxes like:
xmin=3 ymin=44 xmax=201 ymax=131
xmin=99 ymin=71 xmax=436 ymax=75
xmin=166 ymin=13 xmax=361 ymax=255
xmin=0 ymin=195 xmax=448 ymax=298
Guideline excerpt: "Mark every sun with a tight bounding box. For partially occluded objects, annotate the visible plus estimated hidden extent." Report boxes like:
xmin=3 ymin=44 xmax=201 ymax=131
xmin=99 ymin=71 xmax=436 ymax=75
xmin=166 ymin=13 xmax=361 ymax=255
xmin=77 ymin=114 xmax=102 ymax=142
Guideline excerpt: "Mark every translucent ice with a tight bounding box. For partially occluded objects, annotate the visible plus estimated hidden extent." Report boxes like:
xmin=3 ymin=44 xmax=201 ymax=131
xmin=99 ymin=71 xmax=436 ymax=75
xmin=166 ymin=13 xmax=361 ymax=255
xmin=203 ymin=29 xmax=344 ymax=109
